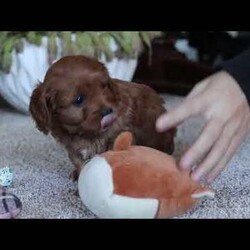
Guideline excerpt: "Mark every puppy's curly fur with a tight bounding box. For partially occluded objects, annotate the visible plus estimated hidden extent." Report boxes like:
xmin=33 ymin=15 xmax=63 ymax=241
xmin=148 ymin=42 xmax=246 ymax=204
xmin=29 ymin=55 xmax=176 ymax=180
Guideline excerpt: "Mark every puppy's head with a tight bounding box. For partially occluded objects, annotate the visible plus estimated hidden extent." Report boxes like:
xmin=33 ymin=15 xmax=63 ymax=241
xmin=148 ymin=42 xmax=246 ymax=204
xmin=29 ymin=55 xmax=119 ymax=137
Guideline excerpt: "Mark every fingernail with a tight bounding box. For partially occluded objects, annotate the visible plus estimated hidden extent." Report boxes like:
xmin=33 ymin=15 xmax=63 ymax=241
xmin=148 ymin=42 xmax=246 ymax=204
xmin=156 ymin=117 xmax=168 ymax=131
xmin=191 ymin=172 xmax=200 ymax=182
xmin=180 ymin=156 xmax=191 ymax=170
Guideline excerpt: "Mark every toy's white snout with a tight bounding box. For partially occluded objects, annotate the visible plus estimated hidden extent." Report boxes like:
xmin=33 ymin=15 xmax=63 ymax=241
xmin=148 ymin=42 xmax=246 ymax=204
xmin=78 ymin=156 xmax=159 ymax=219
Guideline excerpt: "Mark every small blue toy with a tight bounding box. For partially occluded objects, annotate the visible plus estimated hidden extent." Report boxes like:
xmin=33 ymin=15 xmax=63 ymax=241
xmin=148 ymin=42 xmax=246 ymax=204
xmin=0 ymin=167 xmax=13 ymax=187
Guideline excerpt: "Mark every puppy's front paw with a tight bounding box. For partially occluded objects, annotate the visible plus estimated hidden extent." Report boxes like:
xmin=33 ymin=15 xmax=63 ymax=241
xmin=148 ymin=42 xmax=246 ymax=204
xmin=74 ymin=189 xmax=79 ymax=196
xmin=69 ymin=169 xmax=79 ymax=182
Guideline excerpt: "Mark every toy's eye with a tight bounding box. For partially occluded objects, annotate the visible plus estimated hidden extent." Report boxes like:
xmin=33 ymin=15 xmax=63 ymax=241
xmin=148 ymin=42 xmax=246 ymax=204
xmin=73 ymin=95 xmax=85 ymax=106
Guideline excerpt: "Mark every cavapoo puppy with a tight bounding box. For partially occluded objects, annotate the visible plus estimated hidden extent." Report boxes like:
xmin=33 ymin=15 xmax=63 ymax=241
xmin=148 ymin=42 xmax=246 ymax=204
xmin=29 ymin=55 xmax=176 ymax=180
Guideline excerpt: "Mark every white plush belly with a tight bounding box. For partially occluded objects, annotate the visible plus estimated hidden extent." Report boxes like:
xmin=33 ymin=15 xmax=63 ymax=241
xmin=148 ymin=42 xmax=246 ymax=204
xmin=78 ymin=156 xmax=159 ymax=219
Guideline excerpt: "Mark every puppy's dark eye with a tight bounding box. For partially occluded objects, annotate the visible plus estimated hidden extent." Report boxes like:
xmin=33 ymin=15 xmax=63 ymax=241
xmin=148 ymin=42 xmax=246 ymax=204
xmin=73 ymin=95 xmax=85 ymax=106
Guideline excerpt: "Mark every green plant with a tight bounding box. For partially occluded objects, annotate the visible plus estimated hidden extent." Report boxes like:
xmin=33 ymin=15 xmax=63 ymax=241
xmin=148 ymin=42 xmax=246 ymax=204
xmin=0 ymin=31 xmax=161 ymax=72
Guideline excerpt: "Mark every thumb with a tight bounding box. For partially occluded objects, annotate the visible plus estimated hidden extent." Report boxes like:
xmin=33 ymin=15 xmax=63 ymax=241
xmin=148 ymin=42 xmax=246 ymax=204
xmin=156 ymin=97 xmax=202 ymax=132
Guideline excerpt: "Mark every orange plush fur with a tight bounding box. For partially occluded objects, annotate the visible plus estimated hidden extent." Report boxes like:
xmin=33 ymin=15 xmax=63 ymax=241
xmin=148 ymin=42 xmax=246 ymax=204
xmin=100 ymin=131 xmax=214 ymax=218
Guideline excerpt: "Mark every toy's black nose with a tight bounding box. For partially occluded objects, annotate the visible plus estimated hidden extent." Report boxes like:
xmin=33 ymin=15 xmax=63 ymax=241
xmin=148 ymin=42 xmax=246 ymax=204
xmin=101 ymin=108 xmax=113 ymax=118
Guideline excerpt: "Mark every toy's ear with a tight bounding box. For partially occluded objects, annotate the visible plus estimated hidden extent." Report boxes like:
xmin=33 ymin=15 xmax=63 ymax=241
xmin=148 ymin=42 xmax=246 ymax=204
xmin=113 ymin=131 xmax=133 ymax=151
xmin=191 ymin=186 xmax=215 ymax=199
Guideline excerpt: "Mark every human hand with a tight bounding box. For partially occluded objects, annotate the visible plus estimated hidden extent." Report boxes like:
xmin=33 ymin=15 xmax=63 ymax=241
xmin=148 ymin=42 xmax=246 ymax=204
xmin=156 ymin=71 xmax=250 ymax=183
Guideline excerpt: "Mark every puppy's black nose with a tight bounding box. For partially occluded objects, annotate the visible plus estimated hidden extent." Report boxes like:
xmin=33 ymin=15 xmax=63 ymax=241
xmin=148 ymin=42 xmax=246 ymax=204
xmin=101 ymin=108 xmax=113 ymax=118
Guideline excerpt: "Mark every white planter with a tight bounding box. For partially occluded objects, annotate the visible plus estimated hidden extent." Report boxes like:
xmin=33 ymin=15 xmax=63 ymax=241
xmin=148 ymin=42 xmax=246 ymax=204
xmin=0 ymin=37 xmax=138 ymax=114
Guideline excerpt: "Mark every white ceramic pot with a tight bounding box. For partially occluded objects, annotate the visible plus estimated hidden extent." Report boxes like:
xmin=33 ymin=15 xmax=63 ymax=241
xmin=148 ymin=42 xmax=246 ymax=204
xmin=0 ymin=37 xmax=138 ymax=114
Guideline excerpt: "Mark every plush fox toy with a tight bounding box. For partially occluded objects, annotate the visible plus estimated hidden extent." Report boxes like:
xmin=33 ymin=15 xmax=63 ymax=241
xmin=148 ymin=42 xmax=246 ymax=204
xmin=78 ymin=131 xmax=215 ymax=218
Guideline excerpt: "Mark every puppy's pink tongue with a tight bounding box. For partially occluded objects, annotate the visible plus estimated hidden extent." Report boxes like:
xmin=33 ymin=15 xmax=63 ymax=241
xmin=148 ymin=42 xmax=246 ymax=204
xmin=101 ymin=114 xmax=115 ymax=129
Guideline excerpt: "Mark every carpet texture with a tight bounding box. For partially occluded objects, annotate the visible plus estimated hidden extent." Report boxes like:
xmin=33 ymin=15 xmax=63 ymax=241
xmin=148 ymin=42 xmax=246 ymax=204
xmin=0 ymin=94 xmax=250 ymax=219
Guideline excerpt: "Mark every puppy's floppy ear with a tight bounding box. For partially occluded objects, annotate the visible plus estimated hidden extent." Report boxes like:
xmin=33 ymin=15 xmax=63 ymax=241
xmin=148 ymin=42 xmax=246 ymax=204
xmin=96 ymin=61 xmax=114 ymax=90
xmin=29 ymin=82 xmax=53 ymax=135
xmin=108 ymin=78 xmax=119 ymax=95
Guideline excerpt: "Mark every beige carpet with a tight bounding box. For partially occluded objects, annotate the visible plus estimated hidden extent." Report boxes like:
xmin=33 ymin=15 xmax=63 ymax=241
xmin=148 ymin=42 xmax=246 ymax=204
xmin=1 ymin=94 xmax=250 ymax=219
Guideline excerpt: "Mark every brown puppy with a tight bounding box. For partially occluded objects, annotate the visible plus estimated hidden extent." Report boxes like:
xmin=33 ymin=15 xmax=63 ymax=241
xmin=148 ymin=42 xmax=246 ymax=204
xmin=29 ymin=55 xmax=176 ymax=180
